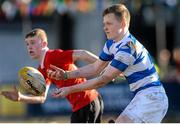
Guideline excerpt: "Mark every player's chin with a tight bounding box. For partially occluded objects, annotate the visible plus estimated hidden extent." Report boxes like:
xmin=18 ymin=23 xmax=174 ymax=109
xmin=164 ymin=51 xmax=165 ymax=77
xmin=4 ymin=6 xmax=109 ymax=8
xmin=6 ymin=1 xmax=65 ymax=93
xmin=30 ymin=55 xmax=39 ymax=60
xmin=28 ymin=53 xmax=37 ymax=58
xmin=106 ymin=35 xmax=112 ymax=40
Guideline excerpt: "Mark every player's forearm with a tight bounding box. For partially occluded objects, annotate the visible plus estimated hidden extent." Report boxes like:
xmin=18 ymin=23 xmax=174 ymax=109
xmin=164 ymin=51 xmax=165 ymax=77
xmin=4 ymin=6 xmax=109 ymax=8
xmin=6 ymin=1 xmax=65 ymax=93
xmin=19 ymin=94 xmax=45 ymax=104
xmin=69 ymin=75 xmax=111 ymax=93
xmin=67 ymin=63 xmax=100 ymax=79
xmin=19 ymin=85 xmax=49 ymax=104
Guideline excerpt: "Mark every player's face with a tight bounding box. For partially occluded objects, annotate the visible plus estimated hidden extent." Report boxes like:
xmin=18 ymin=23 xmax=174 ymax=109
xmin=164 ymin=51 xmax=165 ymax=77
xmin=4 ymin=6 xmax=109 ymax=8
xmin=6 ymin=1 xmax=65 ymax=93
xmin=103 ymin=13 xmax=123 ymax=42
xmin=25 ymin=36 xmax=43 ymax=60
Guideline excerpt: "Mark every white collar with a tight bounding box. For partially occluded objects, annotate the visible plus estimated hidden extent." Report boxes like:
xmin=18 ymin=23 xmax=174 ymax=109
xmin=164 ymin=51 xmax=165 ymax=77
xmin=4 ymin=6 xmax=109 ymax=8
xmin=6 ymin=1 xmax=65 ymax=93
xmin=40 ymin=47 xmax=49 ymax=69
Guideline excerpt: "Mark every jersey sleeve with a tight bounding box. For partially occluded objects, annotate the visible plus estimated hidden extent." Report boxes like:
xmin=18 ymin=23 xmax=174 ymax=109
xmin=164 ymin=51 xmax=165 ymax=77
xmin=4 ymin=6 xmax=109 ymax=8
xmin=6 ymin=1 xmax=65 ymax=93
xmin=99 ymin=40 xmax=114 ymax=61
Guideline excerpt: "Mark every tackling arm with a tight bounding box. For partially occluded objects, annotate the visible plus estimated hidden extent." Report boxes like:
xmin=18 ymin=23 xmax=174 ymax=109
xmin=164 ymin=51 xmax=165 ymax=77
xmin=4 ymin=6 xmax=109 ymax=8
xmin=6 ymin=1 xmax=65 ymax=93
xmin=48 ymin=59 xmax=109 ymax=80
xmin=52 ymin=65 xmax=121 ymax=98
xmin=70 ymin=64 xmax=121 ymax=91
xmin=67 ymin=59 xmax=109 ymax=79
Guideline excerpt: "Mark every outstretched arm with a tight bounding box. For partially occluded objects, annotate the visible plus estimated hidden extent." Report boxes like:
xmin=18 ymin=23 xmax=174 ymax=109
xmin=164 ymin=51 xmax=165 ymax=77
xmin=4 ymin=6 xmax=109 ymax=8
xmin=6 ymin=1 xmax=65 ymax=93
xmin=1 ymin=84 xmax=50 ymax=104
xmin=51 ymin=65 xmax=121 ymax=98
xmin=47 ymin=59 xmax=109 ymax=80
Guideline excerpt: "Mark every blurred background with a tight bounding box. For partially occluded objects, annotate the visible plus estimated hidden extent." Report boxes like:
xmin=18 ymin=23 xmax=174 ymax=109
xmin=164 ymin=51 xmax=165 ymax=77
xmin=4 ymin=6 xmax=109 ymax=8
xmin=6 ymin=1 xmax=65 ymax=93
xmin=0 ymin=0 xmax=180 ymax=123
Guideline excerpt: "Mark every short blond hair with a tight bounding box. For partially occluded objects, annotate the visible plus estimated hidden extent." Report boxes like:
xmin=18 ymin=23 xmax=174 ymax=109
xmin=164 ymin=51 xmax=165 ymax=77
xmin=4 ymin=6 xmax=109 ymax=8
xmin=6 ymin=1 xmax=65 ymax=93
xmin=103 ymin=4 xmax=131 ymax=27
xmin=25 ymin=28 xmax=48 ymax=43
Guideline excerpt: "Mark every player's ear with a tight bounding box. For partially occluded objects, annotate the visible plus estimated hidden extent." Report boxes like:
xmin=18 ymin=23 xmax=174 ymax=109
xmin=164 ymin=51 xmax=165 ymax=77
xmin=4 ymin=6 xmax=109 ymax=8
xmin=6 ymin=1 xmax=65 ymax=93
xmin=42 ymin=41 xmax=48 ymax=48
xmin=121 ymin=18 xmax=126 ymax=28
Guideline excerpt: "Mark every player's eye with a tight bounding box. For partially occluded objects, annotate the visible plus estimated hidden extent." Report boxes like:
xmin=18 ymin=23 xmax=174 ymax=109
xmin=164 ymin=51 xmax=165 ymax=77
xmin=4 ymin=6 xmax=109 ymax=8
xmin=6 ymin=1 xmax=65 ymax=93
xmin=106 ymin=22 xmax=112 ymax=26
xmin=30 ymin=41 xmax=36 ymax=45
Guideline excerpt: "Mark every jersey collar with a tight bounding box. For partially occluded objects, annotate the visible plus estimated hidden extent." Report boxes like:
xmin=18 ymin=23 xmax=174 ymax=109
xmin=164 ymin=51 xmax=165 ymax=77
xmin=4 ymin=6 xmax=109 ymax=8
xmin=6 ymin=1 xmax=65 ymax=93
xmin=40 ymin=47 xmax=49 ymax=69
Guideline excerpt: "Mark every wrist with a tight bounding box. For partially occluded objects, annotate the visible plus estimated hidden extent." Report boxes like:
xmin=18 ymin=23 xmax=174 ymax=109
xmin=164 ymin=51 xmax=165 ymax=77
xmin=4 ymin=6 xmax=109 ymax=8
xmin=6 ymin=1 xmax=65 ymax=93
xmin=17 ymin=92 xmax=21 ymax=102
xmin=17 ymin=96 xmax=21 ymax=102
xmin=64 ymin=71 xmax=68 ymax=80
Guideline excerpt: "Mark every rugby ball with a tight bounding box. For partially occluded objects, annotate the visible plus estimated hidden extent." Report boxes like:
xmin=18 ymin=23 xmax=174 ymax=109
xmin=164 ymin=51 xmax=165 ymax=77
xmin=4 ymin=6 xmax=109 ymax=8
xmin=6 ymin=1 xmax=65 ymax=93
xmin=18 ymin=66 xmax=46 ymax=95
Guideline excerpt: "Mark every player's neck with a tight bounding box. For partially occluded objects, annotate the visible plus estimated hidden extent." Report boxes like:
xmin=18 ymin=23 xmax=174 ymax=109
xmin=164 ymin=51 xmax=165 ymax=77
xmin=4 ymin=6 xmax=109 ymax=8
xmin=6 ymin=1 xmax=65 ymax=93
xmin=114 ymin=29 xmax=129 ymax=42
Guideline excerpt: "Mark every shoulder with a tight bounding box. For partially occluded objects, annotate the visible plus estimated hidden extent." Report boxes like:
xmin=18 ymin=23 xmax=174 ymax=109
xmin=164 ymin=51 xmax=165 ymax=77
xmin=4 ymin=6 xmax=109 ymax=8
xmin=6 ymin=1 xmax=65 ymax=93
xmin=47 ymin=49 xmax=73 ymax=56
xmin=117 ymin=42 xmax=132 ymax=54
xmin=45 ymin=49 xmax=67 ymax=60
xmin=45 ymin=49 xmax=73 ymax=67
xmin=105 ymin=39 xmax=114 ymax=49
xmin=46 ymin=49 xmax=63 ymax=56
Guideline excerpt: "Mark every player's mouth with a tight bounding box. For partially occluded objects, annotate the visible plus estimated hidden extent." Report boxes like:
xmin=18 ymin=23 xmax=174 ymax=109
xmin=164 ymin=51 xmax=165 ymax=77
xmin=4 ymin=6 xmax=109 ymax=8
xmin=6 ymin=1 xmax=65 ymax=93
xmin=29 ymin=51 xmax=35 ymax=56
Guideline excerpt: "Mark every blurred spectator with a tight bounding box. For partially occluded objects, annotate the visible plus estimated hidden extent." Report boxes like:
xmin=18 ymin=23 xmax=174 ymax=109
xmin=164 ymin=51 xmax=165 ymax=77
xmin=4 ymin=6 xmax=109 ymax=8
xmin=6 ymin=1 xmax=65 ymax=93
xmin=163 ymin=47 xmax=180 ymax=83
xmin=158 ymin=49 xmax=172 ymax=81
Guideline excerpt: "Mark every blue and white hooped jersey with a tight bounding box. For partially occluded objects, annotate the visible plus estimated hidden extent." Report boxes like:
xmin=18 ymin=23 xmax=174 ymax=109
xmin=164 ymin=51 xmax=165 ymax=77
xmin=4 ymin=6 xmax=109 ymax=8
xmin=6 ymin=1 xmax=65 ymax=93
xmin=99 ymin=31 xmax=161 ymax=94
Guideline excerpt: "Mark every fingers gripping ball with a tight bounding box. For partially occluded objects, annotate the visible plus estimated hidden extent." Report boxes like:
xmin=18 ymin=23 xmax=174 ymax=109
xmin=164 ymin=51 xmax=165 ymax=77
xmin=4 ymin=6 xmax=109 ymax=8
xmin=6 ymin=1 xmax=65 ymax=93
xmin=18 ymin=66 xmax=46 ymax=95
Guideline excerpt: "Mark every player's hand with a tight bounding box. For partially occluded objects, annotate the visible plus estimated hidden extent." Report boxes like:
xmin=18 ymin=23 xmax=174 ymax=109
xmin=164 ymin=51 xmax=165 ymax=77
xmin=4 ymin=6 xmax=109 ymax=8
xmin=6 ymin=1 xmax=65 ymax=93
xmin=47 ymin=64 xmax=66 ymax=80
xmin=119 ymin=73 xmax=124 ymax=77
xmin=51 ymin=87 xmax=70 ymax=98
xmin=0 ymin=86 xmax=20 ymax=101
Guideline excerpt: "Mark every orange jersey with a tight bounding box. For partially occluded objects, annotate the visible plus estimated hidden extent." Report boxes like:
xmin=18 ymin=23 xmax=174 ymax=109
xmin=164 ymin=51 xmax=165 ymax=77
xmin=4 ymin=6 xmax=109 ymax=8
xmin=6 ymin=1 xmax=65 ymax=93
xmin=38 ymin=49 xmax=98 ymax=112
